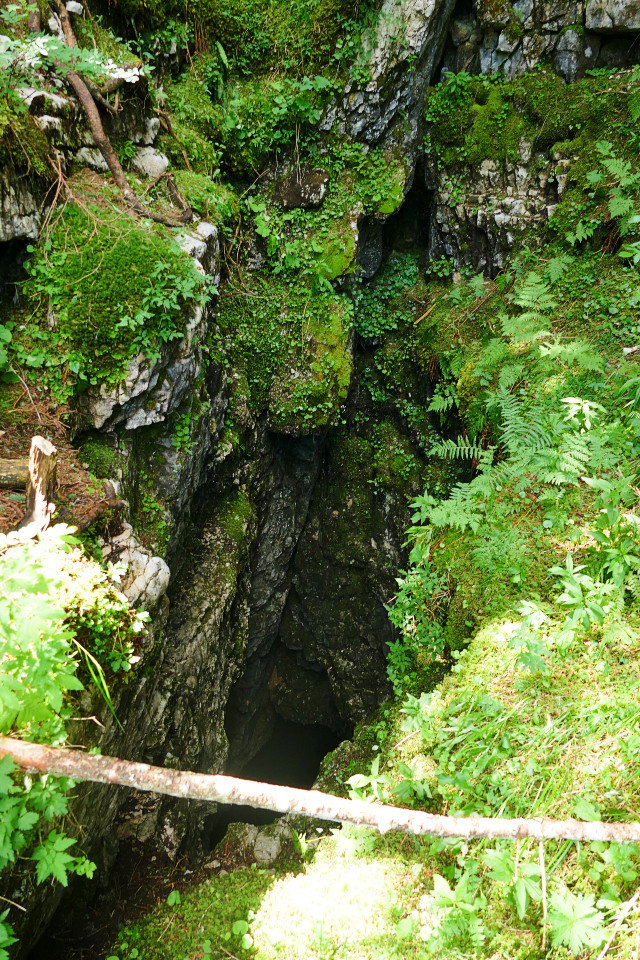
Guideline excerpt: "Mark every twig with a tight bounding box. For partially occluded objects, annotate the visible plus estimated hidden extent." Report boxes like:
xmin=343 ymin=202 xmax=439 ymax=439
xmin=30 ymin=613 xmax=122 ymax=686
xmin=539 ymin=840 xmax=548 ymax=952
xmin=0 ymin=895 xmax=26 ymax=912
xmin=414 ymin=300 xmax=439 ymax=325
xmin=596 ymin=888 xmax=640 ymax=960
xmin=9 ymin=368 xmax=42 ymax=424
xmin=392 ymin=730 xmax=419 ymax=751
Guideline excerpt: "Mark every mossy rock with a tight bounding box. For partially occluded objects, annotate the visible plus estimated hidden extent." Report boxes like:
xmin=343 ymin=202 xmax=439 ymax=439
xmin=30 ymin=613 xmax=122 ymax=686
xmin=268 ymin=295 xmax=353 ymax=433
xmin=23 ymin=198 xmax=204 ymax=389
xmin=77 ymin=436 xmax=125 ymax=479
xmin=443 ymin=584 xmax=477 ymax=653
xmin=172 ymin=170 xmax=240 ymax=226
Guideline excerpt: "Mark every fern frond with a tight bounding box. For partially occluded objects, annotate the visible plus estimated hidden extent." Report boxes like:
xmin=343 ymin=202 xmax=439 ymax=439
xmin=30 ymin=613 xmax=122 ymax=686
xmin=428 ymin=394 xmax=456 ymax=414
xmin=434 ymin=436 xmax=485 ymax=460
xmin=511 ymin=272 xmax=556 ymax=314
xmin=501 ymin=312 xmax=550 ymax=343
xmin=546 ymin=254 xmax=573 ymax=284
xmin=538 ymin=337 xmax=604 ymax=372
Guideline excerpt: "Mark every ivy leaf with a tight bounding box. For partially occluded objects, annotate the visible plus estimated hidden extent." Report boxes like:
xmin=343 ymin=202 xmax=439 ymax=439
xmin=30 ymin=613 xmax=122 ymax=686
xmin=549 ymin=888 xmax=606 ymax=953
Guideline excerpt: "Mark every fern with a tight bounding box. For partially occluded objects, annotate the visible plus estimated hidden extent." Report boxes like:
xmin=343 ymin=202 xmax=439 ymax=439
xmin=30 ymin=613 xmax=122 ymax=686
xmin=500 ymin=312 xmax=550 ymax=344
xmin=434 ymin=436 xmax=486 ymax=461
xmin=545 ymin=254 xmax=573 ymax=284
xmin=429 ymin=393 xmax=456 ymax=414
xmin=511 ymin=272 xmax=556 ymax=314
xmin=537 ymin=336 xmax=604 ymax=372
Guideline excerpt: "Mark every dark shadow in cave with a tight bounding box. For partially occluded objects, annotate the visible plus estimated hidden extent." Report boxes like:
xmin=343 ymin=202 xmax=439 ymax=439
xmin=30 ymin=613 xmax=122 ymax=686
xmin=0 ymin=238 xmax=29 ymax=305
xmin=355 ymin=158 xmax=433 ymax=280
xmin=202 ymin=717 xmax=342 ymax=851
xmin=382 ymin=157 xmax=432 ymax=257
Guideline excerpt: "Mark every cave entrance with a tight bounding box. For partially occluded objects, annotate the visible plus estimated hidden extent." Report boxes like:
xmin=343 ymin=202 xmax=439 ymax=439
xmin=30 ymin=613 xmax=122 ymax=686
xmin=0 ymin=238 xmax=29 ymax=305
xmin=203 ymin=717 xmax=342 ymax=850
xmin=355 ymin=158 xmax=433 ymax=279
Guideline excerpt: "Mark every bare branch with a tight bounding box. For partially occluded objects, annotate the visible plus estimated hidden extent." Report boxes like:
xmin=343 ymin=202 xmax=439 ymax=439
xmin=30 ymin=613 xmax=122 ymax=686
xmin=2 ymin=737 xmax=640 ymax=844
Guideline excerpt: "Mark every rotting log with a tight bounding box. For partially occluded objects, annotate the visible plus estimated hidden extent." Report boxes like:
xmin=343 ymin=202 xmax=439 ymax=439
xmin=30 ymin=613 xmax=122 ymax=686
xmin=2 ymin=737 xmax=640 ymax=844
xmin=0 ymin=460 xmax=28 ymax=490
xmin=17 ymin=436 xmax=57 ymax=533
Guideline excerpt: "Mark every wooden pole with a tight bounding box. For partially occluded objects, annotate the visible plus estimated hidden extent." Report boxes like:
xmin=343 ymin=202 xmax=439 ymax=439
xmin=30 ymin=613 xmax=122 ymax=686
xmin=17 ymin=436 xmax=57 ymax=533
xmin=1 ymin=737 xmax=640 ymax=844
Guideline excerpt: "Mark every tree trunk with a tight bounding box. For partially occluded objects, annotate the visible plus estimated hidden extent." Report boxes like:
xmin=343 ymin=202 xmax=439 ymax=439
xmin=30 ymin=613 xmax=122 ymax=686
xmin=2 ymin=737 xmax=640 ymax=844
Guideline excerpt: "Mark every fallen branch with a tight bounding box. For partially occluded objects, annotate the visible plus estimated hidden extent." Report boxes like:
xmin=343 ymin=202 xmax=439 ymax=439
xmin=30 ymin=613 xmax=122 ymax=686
xmin=2 ymin=737 xmax=640 ymax=844
xmin=0 ymin=460 xmax=28 ymax=490
xmin=47 ymin=0 xmax=191 ymax=227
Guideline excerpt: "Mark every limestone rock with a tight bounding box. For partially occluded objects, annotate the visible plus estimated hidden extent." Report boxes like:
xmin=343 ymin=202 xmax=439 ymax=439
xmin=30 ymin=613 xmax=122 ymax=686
xmin=105 ymin=522 xmax=170 ymax=608
xmin=84 ymin=223 xmax=219 ymax=430
xmin=322 ymin=0 xmax=457 ymax=153
xmin=131 ymin=146 xmax=169 ymax=178
xmin=553 ymin=27 xmax=600 ymax=82
xmin=0 ymin=172 xmax=43 ymax=241
xmin=75 ymin=146 xmax=109 ymax=172
xmin=586 ymin=0 xmax=640 ymax=31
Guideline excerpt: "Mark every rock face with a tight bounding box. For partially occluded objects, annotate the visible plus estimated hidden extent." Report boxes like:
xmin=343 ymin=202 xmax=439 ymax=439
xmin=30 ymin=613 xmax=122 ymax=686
xmin=273 ymin=166 xmax=330 ymax=209
xmin=427 ymin=146 xmax=567 ymax=274
xmin=435 ymin=1 xmax=640 ymax=84
xmin=586 ymin=0 xmax=640 ymax=31
xmin=322 ymin=0 xmax=458 ymax=150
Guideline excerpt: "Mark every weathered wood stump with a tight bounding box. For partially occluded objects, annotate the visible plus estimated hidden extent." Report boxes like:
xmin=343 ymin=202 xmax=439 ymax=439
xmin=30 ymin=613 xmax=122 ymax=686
xmin=17 ymin=436 xmax=58 ymax=533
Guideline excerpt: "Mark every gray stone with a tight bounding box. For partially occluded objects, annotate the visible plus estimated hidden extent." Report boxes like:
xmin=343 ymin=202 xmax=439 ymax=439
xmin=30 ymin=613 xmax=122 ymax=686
xmin=553 ymin=27 xmax=600 ymax=82
xmin=133 ymin=117 xmax=161 ymax=145
xmin=75 ymin=146 xmax=109 ymax=172
xmin=132 ymin=146 xmax=169 ymax=178
xmin=540 ymin=1 xmax=583 ymax=31
xmin=474 ymin=0 xmax=512 ymax=28
xmin=586 ymin=0 xmax=640 ymax=31
xmin=321 ymin=0 xmax=457 ymax=155
xmin=66 ymin=0 xmax=84 ymax=13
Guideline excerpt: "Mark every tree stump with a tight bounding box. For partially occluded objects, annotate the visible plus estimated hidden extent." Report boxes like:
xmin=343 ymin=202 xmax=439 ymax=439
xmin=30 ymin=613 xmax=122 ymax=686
xmin=17 ymin=436 xmax=58 ymax=533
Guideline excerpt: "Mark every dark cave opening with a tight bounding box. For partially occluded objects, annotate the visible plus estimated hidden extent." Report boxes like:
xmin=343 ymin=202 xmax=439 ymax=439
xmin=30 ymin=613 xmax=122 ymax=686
xmin=355 ymin=158 xmax=433 ymax=281
xmin=202 ymin=717 xmax=342 ymax=851
xmin=382 ymin=158 xmax=432 ymax=257
xmin=0 ymin=238 xmax=29 ymax=304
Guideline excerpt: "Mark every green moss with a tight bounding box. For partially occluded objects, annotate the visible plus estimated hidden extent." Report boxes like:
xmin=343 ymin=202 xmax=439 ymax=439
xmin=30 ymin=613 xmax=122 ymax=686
xmin=218 ymin=490 xmax=253 ymax=544
xmin=466 ymin=86 xmax=527 ymax=165
xmin=315 ymin=219 xmax=358 ymax=281
xmin=77 ymin=437 xmax=125 ymax=479
xmin=442 ymin=584 xmax=476 ymax=653
xmin=172 ymin=171 xmax=239 ymax=226
xmin=268 ymin=295 xmax=353 ymax=432
xmin=211 ymin=272 xmax=353 ymax=431
xmin=0 ymin=101 xmax=52 ymax=179
xmin=22 ymin=199 xmax=204 ymax=391
xmin=371 ymin=421 xmax=421 ymax=493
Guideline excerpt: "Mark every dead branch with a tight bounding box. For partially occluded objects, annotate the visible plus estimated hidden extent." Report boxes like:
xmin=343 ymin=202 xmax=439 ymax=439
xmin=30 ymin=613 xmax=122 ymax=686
xmin=49 ymin=0 xmax=190 ymax=227
xmin=156 ymin=108 xmax=193 ymax=171
xmin=2 ymin=737 xmax=640 ymax=844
